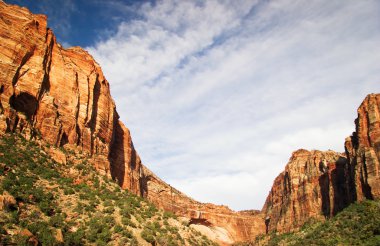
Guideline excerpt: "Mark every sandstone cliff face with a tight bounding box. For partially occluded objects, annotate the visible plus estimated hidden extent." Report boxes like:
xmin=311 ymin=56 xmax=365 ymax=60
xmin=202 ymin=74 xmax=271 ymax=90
xmin=2 ymin=1 xmax=380 ymax=244
xmin=0 ymin=1 xmax=142 ymax=194
xmin=0 ymin=2 xmax=261 ymax=244
xmin=262 ymin=150 xmax=349 ymax=233
xmin=142 ymin=166 xmax=265 ymax=243
xmin=262 ymin=93 xmax=380 ymax=234
xmin=345 ymin=94 xmax=380 ymax=201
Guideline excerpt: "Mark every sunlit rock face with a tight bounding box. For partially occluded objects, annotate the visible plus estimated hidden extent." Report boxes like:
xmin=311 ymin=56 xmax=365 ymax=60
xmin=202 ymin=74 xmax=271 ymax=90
xmin=0 ymin=0 xmax=142 ymax=194
xmin=0 ymin=2 xmax=264 ymax=244
xmin=1 ymin=1 xmax=379 ymax=244
xmin=262 ymin=93 xmax=380 ymax=234
xmin=262 ymin=149 xmax=349 ymax=233
xmin=141 ymin=166 xmax=265 ymax=243
xmin=345 ymin=93 xmax=380 ymax=201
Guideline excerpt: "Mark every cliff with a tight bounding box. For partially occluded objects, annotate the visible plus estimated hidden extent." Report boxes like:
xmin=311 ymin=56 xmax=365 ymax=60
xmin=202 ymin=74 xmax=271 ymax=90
xmin=142 ymin=166 xmax=265 ymax=243
xmin=345 ymin=93 xmax=380 ymax=201
xmin=262 ymin=149 xmax=349 ymax=233
xmin=0 ymin=1 xmax=261 ymax=244
xmin=0 ymin=1 xmax=142 ymax=196
xmin=262 ymin=93 xmax=380 ymax=234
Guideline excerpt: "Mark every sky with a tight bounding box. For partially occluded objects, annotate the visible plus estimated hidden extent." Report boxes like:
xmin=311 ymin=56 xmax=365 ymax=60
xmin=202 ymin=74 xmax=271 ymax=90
xmin=5 ymin=0 xmax=380 ymax=211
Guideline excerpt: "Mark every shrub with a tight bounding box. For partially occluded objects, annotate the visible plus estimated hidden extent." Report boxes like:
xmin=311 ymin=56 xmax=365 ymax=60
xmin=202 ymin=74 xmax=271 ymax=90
xmin=163 ymin=211 xmax=176 ymax=219
xmin=141 ymin=229 xmax=156 ymax=244
xmin=49 ymin=214 xmax=64 ymax=228
xmin=64 ymin=228 xmax=84 ymax=245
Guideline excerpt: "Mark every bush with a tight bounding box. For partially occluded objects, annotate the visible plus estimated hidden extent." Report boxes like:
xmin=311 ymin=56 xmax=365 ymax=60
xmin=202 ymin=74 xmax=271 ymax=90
xmin=87 ymin=217 xmax=112 ymax=243
xmin=26 ymin=221 xmax=57 ymax=245
xmin=64 ymin=228 xmax=85 ymax=245
xmin=121 ymin=217 xmax=136 ymax=228
xmin=163 ymin=211 xmax=176 ymax=219
xmin=141 ymin=229 xmax=156 ymax=244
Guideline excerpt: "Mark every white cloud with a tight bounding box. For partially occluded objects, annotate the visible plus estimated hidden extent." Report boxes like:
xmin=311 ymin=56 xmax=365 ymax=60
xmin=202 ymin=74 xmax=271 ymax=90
xmin=88 ymin=0 xmax=380 ymax=210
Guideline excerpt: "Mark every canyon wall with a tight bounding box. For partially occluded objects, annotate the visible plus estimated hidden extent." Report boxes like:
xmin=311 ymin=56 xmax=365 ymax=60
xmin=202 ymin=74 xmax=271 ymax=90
xmin=142 ymin=166 xmax=265 ymax=243
xmin=262 ymin=150 xmax=350 ymax=233
xmin=0 ymin=1 xmax=263 ymax=244
xmin=262 ymin=94 xmax=380 ymax=234
xmin=0 ymin=1 xmax=143 ymax=195
xmin=345 ymin=94 xmax=380 ymax=201
xmin=1 ymin=1 xmax=379 ymax=244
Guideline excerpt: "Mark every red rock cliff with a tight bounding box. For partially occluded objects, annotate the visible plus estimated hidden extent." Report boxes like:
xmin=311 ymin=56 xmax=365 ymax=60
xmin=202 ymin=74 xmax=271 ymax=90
xmin=141 ymin=166 xmax=265 ymax=243
xmin=345 ymin=93 xmax=380 ymax=201
xmin=262 ymin=150 xmax=350 ymax=233
xmin=2 ymin=1 xmax=379 ymax=244
xmin=0 ymin=1 xmax=142 ymax=194
xmin=0 ymin=2 xmax=262 ymax=244
xmin=262 ymin=93 xmax=380 ymax=234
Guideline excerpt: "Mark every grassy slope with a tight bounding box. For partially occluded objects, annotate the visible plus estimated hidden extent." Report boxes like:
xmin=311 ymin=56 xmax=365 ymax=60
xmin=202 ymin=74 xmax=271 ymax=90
xmin=248 ymin=199 xmax=380 ymax=246
xmin=0 ymin=133 xmax=216 ymax=246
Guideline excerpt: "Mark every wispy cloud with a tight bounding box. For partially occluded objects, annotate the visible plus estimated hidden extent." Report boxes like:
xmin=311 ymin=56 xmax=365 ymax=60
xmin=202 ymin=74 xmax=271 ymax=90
xmin=88 ymin=0 xmax=380 ymax=210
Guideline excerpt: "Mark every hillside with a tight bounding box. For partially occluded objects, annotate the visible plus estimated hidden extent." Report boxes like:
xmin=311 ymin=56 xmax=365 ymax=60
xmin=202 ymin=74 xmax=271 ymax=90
xmin=0 ymin=133 xmax=216 ymax=245
xmin=253 ymin=199 xmax=380 ymax=245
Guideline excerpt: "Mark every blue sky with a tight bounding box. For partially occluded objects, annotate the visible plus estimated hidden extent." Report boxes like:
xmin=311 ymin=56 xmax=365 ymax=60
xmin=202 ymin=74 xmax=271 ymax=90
xmin=5 ymin=0 xmax=149 ymax=47
xmin=6 ymin=0 xmax=380 ymax=211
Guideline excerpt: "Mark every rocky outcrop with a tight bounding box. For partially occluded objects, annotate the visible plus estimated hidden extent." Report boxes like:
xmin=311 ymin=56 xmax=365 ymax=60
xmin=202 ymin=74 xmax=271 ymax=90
xmin=262 ymin=93 xmax=380 ymax=235
xmin=0 ymin=192 xmax=17 ymax=211
xmin=142 ymin=166 xmax=265 ymax=243
xmin=0 ymin=1 xmax=142 ymax=195
xmin=262 ymin=150 xmax=350 ymax=233
xmin=345 ymin=93 xmax=380 ymax=201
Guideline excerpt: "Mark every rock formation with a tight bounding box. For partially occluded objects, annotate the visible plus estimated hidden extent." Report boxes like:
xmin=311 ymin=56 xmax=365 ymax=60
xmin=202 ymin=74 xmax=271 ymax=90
xmin=262 ymin=94 xmax=380 ymax=234
xmin=262 ymin=150 xmax=349 ymax=233
xmin=0 ymin=0 xmax=142 ymax=194
xmin=345 ymin=94 xmax=380 ymax=201
xmin=0 ymin=1 xmax=262 ymax=244
xmin=1 ymin=1 xmax=379 ymax=244
xmin=142 ymin=166 xmax=265 ymax=243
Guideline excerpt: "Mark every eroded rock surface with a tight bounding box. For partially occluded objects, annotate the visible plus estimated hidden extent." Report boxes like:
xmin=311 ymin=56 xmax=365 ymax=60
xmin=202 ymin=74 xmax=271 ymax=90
xmin=1 ymin=1 xmax=379 ymax=244
xmin=142 ymin=166 xmax=265 ymax=243
xmin=0 ymin=1 xmax=142 ymax=194
xmin=0 ymin=1 xmax=262 ymax=244
xmin=345 ymin=93 xmax=380 ymax=201
xmin=262 ymin=150 xmax=349 ymax=233
xmin=262 ymin=93 xmax=380 ymax=235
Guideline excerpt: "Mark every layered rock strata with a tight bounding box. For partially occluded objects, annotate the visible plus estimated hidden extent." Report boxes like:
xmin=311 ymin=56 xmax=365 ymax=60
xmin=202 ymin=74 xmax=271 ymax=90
xmin=0 ymin=1 xmax=262 ymax=244
xmin=1 ymin=1 xmax=380 ymax=244
xmin=0 ymin=1 xmax=143 ymax=194
xmin=262 ymin=94 xmax=380 ymax=234
xmin=262 ymin=150 xmax=349 ymax=233
xmin=345 ymin=94 xmax=380 ymax=201
xmin=142 ymin=166 xmax=265 ymax=243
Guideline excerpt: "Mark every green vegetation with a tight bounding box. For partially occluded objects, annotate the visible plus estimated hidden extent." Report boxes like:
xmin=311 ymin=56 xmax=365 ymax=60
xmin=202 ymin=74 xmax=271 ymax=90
xmin=249 ymin=199 xmax=380 ymax=246
xmin=0 ymin=133 xmax=216 ymax=245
